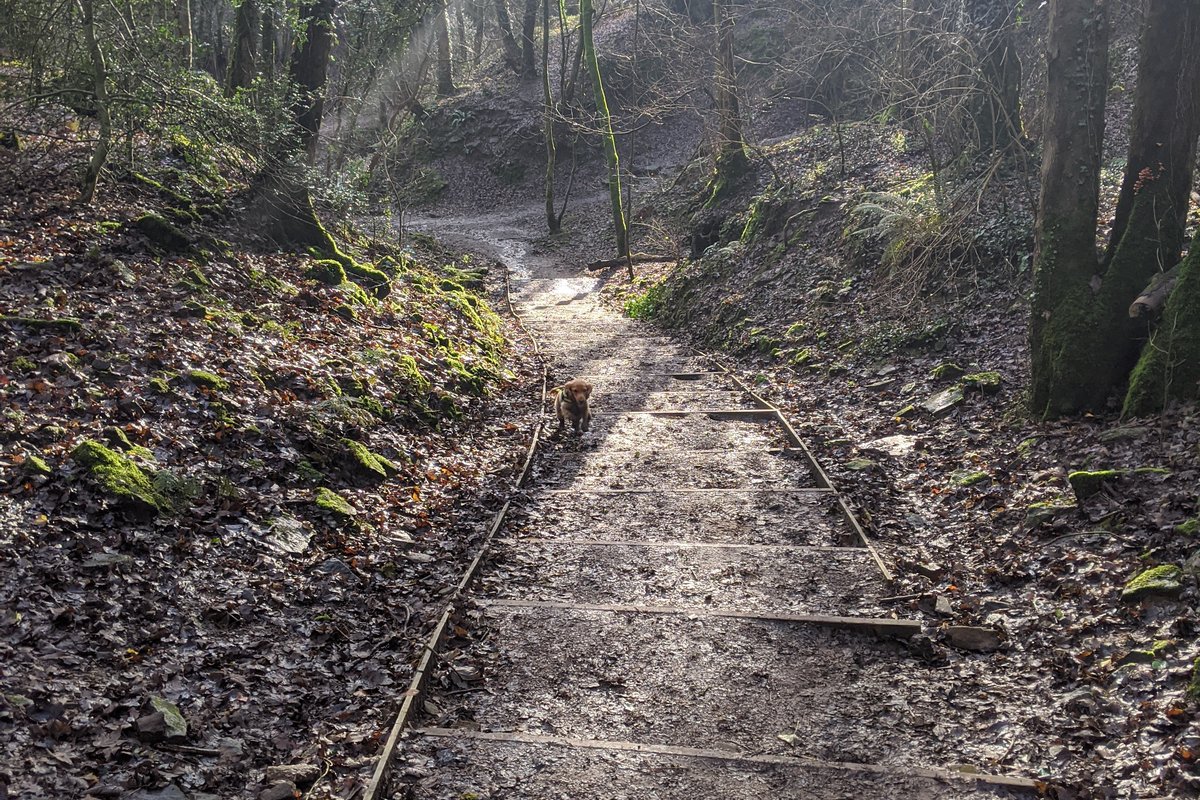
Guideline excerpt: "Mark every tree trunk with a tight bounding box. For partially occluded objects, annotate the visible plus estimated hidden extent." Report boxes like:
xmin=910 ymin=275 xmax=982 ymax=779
xmin=77 ymin=0 xmax=112 ymax=205
xmin=178 ymin=0 xmax=194 ymax=69
xmin=494 ymin=0 xmax=523 ymax=71
xmin=708 ymin=0 xmax=748 ymax=203
xmin=521 ymin=0 xmax=538 ymax=78
xmin=290 ymin=0 xmax=337 ymax=164
xmin=1028 ymin=0 xmax=1110 ymax=419
xmin=1104 ymin=0 xmax=1200 ymax=263
xmin=261 ymin=4 xmax=278 ymax=78
xmin=227 ymin=0 xmax=261 ymax=95
xmin=542 ymin=0 xmax=558 ymax=233
xmin=435 ymin=0 xmax=455 ymax=97
xmin=1124 ymin=228 xmax=1200 ymax=415
xmin=965 ymin=0 xmax=1022 ymax=152
xmin=580 ymin=0 xmax=628 ymax=259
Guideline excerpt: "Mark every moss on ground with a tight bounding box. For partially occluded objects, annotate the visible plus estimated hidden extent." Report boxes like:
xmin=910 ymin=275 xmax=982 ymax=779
xmin=341 ymin=439 xmax=398 ymax=481
xmin=1068 ymin=469 xmax=1123 ymax=501
xmin=314 ymin=487 xmax=356 ymax=520
xmin=1121 ymin=564 xmax=1184 ymax=602
xmin=71 ymin=439 xmax=163 ymax=513
xmin=186 ymin=370 xmax=228 ymax=391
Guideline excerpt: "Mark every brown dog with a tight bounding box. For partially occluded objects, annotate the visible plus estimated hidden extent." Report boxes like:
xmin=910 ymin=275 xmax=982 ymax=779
xmin=552 ymin=378 xmax=593 ymax=436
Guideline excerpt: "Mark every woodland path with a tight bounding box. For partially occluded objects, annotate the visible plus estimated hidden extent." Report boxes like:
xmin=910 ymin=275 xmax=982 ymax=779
xmin=380 ymin=206 xmax=1040 ymax=799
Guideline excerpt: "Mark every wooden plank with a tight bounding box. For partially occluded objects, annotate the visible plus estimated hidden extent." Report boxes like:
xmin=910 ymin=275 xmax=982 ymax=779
xmin=540 ymin=487 xmax=836 ymax=495
xmin=414 ymin=728 xmax=1044 ymax=792
xmin=497 ymin=537 xmax=864 ymax=553
xmin=483 ymin=598 xmax=921 ymax=638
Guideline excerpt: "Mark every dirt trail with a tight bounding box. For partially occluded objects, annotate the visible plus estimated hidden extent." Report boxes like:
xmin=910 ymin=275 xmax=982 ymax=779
xmin=387 ymin=207 xmax=1039 ymax=799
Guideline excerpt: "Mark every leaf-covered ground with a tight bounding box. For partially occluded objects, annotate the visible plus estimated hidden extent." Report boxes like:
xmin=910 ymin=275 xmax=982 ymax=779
xmin=0 ymin=128 xmax=541 ymax=799
xmin=608 ymin=120 xmax=1200 ymax=798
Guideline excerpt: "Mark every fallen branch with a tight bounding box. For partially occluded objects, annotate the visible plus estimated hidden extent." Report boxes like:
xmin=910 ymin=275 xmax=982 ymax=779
xmin=1129 ymin=262 xmax=1181 ymax=318
xmin=586 ymin=252 xmax=672 ymax=271
xmin=0 ymin=315 xmax=83 ymax=331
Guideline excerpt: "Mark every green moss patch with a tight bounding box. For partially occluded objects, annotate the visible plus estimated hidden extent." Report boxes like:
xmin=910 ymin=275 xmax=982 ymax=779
xmin=930 ymin=362 xmax=964 ymax=381
xmin=1176 ymin=518 xmax=1199 ymax=536
xmin=186 ymin=370 xmax=228 ymax=391
xmin=1068 ymin=469 xmax=1123 ymax=502
xmin=305 ymin=259 xmax=346 ymax=286
xmin=954 ymin=470 xmax=990 ymax=488
xmin=71 ymin=440 xmax=163 ymax=514
xmin=24 ymin=454 xmax=52 ymax=476
xmin=314 ymin=487 xmax=356 ymax=521
xmin=1121 ymin=564 xmax=1184 ymax=602
xmin=961 ymin=371 xmax=1002 ymax=394
xmin=341 ymin=439 xmax=398 ymax=481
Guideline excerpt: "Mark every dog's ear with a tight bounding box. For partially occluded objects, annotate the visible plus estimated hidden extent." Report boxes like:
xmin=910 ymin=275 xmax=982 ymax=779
xmin=582 ymin=383 xmax=592 ymax=398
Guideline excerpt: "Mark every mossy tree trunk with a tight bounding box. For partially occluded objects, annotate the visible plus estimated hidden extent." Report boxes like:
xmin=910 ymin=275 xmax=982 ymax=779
xmin=493 ymin=0 xmax=523 ymax=72
xmin=435 ymin=0 xmax=456 ymax=97
xmin=1104 ymin=0 xmax=1200 ymax=264
xmin=77 ymin=0 xmax=112 ymax=205
xmin=580 ymin=0 xmax=628 ymax=260
xmin=226 ymin=0 xmax=261 ymax=96
xmin=1124 ymin=227 xmax=1200 ymax=415
xmin=707 ymin=0 xmax=748 ymax=203
xmin=965 ymin=0 xmax=1022 ymax=153
xmin=1028 ymin=0 xmax=1109 ymax=419
xmin=260 ymin=0 xmax=343 ymax=259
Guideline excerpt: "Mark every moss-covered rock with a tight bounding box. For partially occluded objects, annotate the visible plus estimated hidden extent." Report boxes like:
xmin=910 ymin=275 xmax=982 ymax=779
xmin=24 ymin=454 xmax=52 ymax=476
xmin=1188 ymin=658 xmax=1200 ymax=701
xmin=333 ymin=303 xmax=359 ymax=322
xmin=305 ymin=259 xmax=347 ymax=286
xmin=71 ymin=440 xmax=162 ymax=513
xmin=954 ymin=470 xmax=990 ymax=487
xmin=10 ymin=356 xmax=36 ymax=373
xmin=132 ymin=213 xmax=191 ymax=252
xmin=931 ymin=362 xmax=964 ymax=381
xmin=345 ymin=262 xmax=392 ymax=300
xmin=1177 ymin=518 xmax=1199 ymax=537
xmin=1068 ymin=469 xmax=1123 ymax=501
xmin=1023 ymin=501 xmax=1075 ymax=530
xmin=102 ymin=426 xmax=155 ymax=461
xmin=186 ymin=369 xmax=228 ymax=391
xmin=341 ymin=439 xmax=398 ymax=481
xmin=149 ymin=377 xmax=171 ymax=394
xmin=314 ymin=487 xmax=356 ymax=521
xmin=1120 ymin=564 xmax=1184 ymax=602
xmin=961 ymin=371 xmax=1002 ymax=394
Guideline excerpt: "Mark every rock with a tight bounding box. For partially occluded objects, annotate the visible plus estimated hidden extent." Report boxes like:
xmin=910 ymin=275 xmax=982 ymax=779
xmin=911 ymin=562 xmax=944 ymax=581
xmin=953 ymin=470 xmax=989 ymax=487
xmin=305 ymin=259 xmax=346 ymax=286
xmin=961 ymin=371 xmax=1002 ymax=394
xmin=260 ymin=781 xmax=298 ymax=800
xmin=266 ymin=516 xmax=313 ymax=554
xmin=313 ymin=488 xmax=356 ymax=521
xmin=1098 ymin=425 xmax=1151 ymax=442
xmin=945 ymin=625 xmax=1004 ymax=652
xmin=341 ymin=438 xmax=398 ymax=481
xmin=151 ymin=696 xmax=187 ymax=740
xmin=934 ymin=595 xmax=954 ymax=617
xmin=71 ymin=439 xmax=163 ymax=515
xmin=930 ymin=362 xmax=964 ymax=381
xmin=1120 ymin=564 xmax=1184 ymax=602
xmin=264 ymin=764 xmax=320 ymax=787
xmin=920 ymin=386 xmax=964 ymax=416
xmin=186 ymin=370 xmax=228 ymax=391
xmin=23 ymin=454 xmax=52 ymax=476
xmin=81 ymin=552 xmax=132 ymax=568
xmin=844 ymin=458 xmax=875 ymax=471
xmin=1067 ymin=469 xmax=1123 ymax=502
xmin=1023 ymin=502 xmax=1074 ymax=530
xmin=132 ymin=213 xmax=191 ymax=252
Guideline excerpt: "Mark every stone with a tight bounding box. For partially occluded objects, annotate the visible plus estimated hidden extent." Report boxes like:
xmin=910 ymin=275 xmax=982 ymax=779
xmin=934 ymin=595 xmax=954 ymax=617
xmin=1120 ymin=565 xmax=1184 ymax=602
xmin=1098 ymin=425 xmax=1151 ymax=442
xmin=960 ymin=371 xmax=1002 ymax=394
xmin=129 ymin=785 xmax=189 ymax=800
xmin=1023 ymin=502 xmax=1074 ymax=530
xmin=150 ymin=696 xmax=187 ymax=740
xmin=1067 ymin=469 xmax=1123 ymax=502
xmin=920 ymin=386 xmax=964 ymax=416
xmin=930 ymin=362 xmax=964 ymax=381
xmin=260 ymin=781 xmax=298 ymax=800
xmin=266 ymin=516 xmax=313 ymax=554
xmin=264 ymin=764 xmax=320 ymax=787
xmin=861 ymin=434 xmax=917 ymax=456
xmin=945 ymin=625 xmax=1003 ymax=652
